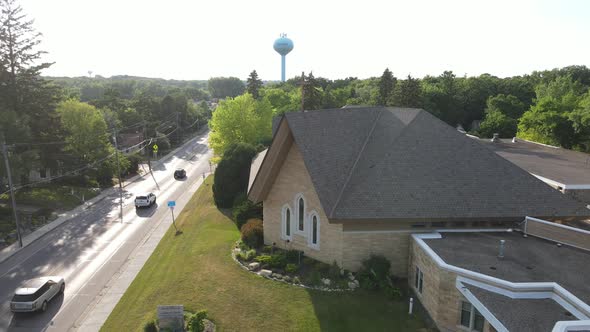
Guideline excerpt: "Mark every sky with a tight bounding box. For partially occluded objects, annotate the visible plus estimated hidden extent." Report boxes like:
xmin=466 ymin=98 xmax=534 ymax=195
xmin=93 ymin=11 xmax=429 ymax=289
xmin=20 ymin=0 xmax=590 ymax=81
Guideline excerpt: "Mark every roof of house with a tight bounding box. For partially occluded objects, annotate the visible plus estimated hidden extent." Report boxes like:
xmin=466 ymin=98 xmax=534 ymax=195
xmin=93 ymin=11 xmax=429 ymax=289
xmin=273 ymin=107 xmax=589 ymax=221
xmin=476 ymin=138 xmax=590 ymax=188
xmin=424 ymin=232 xmax=590 ymax=305
xmin=466 ymin=284 xmax=578 ymax=332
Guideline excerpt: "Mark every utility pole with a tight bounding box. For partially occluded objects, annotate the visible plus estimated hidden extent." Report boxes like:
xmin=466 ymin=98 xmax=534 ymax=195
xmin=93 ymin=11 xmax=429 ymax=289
xmin=112 ymin=127 xmax=124 ymax=223
xmin=1 ymin=135 xmax=23 ymax=247
xmin=143 ymin=120 xmax=151 ymax=171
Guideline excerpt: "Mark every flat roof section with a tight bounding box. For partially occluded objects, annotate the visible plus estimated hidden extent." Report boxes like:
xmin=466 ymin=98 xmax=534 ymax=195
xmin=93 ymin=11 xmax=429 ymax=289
xmin=466 ymin=284 xmax=578 ymax=332
xmin=477 ymin=138 xmax=590 ymax=187
xmin=423 ymin=232 xmax=590 ymax=304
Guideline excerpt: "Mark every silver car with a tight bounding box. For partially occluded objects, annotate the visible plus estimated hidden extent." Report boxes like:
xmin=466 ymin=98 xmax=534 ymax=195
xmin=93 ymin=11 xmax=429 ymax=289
xmin=10 ymin=276 xmax=65 ymax=312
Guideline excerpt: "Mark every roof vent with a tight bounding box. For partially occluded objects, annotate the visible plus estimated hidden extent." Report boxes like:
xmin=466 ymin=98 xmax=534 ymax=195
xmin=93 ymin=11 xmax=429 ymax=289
xmin=498 ymin=239 xmax=506 ymax=258
xmin=512 ymin=137 xmax=517 ymax=143
xmin=491 ymin=133 xmax=500 ymax=143
xmin=557 ymin=243 xmax=562 ymax=247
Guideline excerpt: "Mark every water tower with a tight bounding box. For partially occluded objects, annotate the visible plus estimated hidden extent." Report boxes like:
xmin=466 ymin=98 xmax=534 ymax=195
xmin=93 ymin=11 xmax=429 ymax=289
xmin=273 ymin=34 xmax=294 ymax=82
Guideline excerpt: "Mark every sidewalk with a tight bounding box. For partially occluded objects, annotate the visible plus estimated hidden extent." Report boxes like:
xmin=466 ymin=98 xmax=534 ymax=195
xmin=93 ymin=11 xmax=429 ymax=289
xmin=0 ymin=129 xmax=208 ymax=265
xmin=74 ymin=173 xmax=209 ymax=331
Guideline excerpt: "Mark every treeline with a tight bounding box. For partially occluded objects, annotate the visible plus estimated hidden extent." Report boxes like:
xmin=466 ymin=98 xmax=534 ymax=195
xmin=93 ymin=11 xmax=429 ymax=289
xmin=209 ymin=66 xmax=590 ymax=158
xmin=0 ymin=0 xmax=212 ymax=190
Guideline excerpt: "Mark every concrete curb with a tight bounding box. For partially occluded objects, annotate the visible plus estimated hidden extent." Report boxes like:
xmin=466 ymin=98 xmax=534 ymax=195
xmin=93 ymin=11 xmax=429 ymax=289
xmin=0 ymin=130 xmax=209 ymax=265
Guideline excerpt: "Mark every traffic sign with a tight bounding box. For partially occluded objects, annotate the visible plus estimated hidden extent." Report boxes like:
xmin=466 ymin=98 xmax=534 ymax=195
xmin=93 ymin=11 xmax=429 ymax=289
xmin=153 ymin=144 xmax=159 ymax=152
xmin=167 ymin=200 xmax=176 ymax=207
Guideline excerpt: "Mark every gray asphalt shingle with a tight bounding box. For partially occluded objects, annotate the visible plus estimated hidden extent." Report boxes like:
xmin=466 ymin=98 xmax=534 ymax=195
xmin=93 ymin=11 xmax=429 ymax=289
xmin=283 ymin=107 xmax=589 ymax=220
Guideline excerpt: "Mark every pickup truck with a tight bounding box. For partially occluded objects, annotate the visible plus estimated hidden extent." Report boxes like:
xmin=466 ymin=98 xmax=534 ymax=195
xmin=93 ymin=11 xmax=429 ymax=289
xmin=135 ymin=193 xmax=156 ymax=208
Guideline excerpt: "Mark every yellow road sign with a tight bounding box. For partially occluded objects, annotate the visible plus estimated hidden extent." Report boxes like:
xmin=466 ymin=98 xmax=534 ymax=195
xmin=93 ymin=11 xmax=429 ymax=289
xmin=153 ymin=144 xmax=159 ymax=152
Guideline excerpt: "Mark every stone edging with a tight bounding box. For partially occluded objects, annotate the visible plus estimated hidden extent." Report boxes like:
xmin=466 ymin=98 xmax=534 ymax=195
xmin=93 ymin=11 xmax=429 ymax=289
xmin=230 ymin=244 xmax=357 ymax=292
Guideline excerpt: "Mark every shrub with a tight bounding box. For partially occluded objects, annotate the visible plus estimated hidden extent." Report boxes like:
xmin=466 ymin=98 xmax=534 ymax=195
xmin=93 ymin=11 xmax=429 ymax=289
xmin=285 ymin=250 xmax=301 ymax=263
xmin=212 ymin=143 xmax=257 ymax=208
xmin=261 ymin=245 xmax=273 ymax=253
xmin=285 ymin=263 xmax=298 ymax=274
xmin=254 ymin=252 xmax=287 ymax=269
xmin=328 ymin=261 xmax=341 ymax=280
xmin=125 ymin=153 xmax=143 ymax=175
xmin=187 ymin=310 xmax=208 ymax=332
xmin=237 ymin=249 xmax=257 ymax=262
xmin=307 ymin=270 xmax=322 ymax=286
xmin=384 ymin=285 xmax=403 ymax=300
xmin=240 ymin=219 xmax=263 ymax=248
xmin=232 ymin=199 xmax=262 ymax=230
xmin=143 ymin=320 xmax=157 ymax=332
xmin=357 ymin=255 xmax=393 ymax=291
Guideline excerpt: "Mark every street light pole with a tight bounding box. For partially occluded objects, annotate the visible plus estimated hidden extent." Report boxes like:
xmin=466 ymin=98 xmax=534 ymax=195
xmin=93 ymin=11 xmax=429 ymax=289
xmin=1 ymin=135 xmax=23 ymax=247
xmin=112 ymin=128 xmax=124 ymax=223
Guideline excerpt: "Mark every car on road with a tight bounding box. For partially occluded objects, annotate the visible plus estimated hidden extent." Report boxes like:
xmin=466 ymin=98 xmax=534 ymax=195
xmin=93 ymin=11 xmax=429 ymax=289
xmin=174 ymin=168 xmax=186 ymax=179
xmin=10 ymin=276 xmax=65 ymax=313
xmin=135 ymin=193 xmax=156 ymax=208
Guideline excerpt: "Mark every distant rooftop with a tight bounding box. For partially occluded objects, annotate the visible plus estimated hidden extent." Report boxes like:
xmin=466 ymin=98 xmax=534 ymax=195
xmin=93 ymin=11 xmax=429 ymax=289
xmin=476 ymin=138 xmax=590 ymax=187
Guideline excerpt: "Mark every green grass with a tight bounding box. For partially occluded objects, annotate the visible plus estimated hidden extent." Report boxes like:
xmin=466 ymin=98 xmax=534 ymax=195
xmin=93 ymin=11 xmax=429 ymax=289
xmin=102 ymin=177 xmax=431 ymax=332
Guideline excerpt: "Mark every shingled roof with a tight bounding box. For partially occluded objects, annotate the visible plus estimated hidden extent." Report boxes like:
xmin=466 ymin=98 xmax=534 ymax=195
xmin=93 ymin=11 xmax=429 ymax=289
xmin=278 ymin=107 xmax=589 ymax=221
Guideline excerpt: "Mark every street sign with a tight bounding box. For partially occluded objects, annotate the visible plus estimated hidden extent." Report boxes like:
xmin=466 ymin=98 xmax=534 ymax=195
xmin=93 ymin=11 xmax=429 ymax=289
xmin=153 ymin=144 xmax=159 ymax=152
xmin=167 ymin=200 xmax=176 ymax=207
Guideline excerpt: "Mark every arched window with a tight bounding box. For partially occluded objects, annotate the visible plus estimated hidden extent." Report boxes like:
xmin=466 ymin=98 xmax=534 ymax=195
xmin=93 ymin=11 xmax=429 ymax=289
xmin=298 ymin=197 xmax=305 ymax=232
xmin=281 ymin=205 xmax=292 ymax=240
xmin=308 ymin=212 xmax=320 ymax=249
xmin=286 ymin=208 xmax=291 ymax=237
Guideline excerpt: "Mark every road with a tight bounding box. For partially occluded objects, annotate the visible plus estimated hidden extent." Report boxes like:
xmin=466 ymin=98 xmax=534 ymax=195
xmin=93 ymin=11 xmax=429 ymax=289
xmin=0 ymin=131 xmax=212 ymax=331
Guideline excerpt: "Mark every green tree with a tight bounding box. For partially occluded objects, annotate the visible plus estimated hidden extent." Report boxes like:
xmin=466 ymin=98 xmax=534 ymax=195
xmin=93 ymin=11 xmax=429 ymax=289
xmin=212 ymin=143 xmax=257 ymax=208
xmin=518 ymin=97 xmax=576 ymax=148
xmin=478 ymin=111 xmax=518 ymax=138
xmin=246 ymin=70 xmax=263 ymax=99
xmin=378 ymin=68 xmax=396 ymax=106
xmin=262 ymin=87 xmax=300 ymax=115
xmin=208 ymin=77 xmax=245 ymax=99
xmin=302 ymin=72 xmax=322 ymax=110
xmin=209 ymin=94 xmax=272 ymax=156
xmin=486 ymin=94 xmax=526 ymax=119
xmin=391 ymin=75 xmax=422 ymax=108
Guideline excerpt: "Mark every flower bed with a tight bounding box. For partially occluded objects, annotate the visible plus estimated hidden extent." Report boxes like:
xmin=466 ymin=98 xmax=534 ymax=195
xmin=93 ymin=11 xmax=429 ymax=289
xmin=232 ymin=241 xmax=359 ymax=291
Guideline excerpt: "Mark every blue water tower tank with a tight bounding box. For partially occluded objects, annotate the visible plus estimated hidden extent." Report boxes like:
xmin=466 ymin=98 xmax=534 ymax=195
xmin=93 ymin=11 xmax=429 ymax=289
xmin=273 ymin=34 xmax=294 ymax=81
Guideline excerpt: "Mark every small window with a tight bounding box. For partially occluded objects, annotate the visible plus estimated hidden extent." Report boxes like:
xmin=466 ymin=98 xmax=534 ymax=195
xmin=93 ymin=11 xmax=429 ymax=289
xmin=415 ymin=266 xmax=424 ymax=294
xmin=460 ymin=301 xmax=484 ymax=332
xmin=312 ymin=216 xmax=318 ymax=244
xmin=39 ymin=169 xmax=47 ymax=178
xmin=281 ymin=205 xmax=292 ymax=240
xmin=298 ymin=197 xmax=305 ymax=231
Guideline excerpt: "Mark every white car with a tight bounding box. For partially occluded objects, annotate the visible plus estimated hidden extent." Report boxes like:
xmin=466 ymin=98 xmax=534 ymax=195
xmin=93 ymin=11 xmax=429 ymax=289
xmin=10 ymin=276 xmax=65 ymax=312
xmin=135 ymin=193 xmax=156 ymax=208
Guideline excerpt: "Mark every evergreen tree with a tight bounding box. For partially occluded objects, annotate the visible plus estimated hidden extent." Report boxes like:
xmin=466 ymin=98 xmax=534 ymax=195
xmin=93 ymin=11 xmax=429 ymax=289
xmin=246 ymin=70 xmax=263 ymax=99
xmin=378 ymin=68 xmax=396 ymax=106
xmin=302 ymin=72 xmax=322 ymax=110
xmin=391 ymin=75 xmax=422 ymax=108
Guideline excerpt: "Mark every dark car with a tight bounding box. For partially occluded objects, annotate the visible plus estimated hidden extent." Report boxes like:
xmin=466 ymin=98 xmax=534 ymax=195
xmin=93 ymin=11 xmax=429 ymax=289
xmin=174 ymin=168 xmax=186 ymax=179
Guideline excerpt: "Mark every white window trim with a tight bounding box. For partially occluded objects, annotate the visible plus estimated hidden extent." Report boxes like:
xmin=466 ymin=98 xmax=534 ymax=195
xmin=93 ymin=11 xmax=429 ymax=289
xmin=459 ymin=301 xmax=484 ymax=332
xmin=308 ymin=211 xmax=320 ymax=250
xmin=280 ymin=204 xmax=292 ymax=241
xmin=294 ymin=193 xmax=307 ymax=236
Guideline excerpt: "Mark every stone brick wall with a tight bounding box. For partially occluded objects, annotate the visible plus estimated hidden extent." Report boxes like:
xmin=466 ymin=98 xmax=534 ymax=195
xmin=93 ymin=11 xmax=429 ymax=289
xmin=263 ymin=143 xmax=343 ymax=266
xmin=342 ymin=232 xmax=411 ymax=276
xmin=409 ymin=238 xmax=492 ymax=332
xmin=525 ymin=218 xmax=590 ymax=251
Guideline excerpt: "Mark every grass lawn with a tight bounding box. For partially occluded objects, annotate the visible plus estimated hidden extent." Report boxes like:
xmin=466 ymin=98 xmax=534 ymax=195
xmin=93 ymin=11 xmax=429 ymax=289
xmin=102 ymin=176 xmax=432 ymax=332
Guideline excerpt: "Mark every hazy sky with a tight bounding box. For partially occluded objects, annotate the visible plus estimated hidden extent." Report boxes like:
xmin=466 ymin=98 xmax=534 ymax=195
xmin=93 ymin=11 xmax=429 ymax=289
xmin=20 ymin=0 xmax=590 ymax=81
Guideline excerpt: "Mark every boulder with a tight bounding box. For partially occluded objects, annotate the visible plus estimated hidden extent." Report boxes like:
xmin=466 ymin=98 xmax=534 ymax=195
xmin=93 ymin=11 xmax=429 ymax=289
xmin=322 ymin=278 xmax=331 ymax=286
xmin=348 ymin=274 xmax=355 ymax=281
xmin=284 ymin=276 xmax=292 ymax=283
xmin=348 ymin=282 xmax=358 ymax=290
xmin=293 ymin=276 xmax=301 ymax=284
xmin=354 ymin=279 xmax=360 ymax=287
xmin=248 ymin=262 xmax=260 ymax=270
xmin=273 ymin=273 xmax=284 ymax=280
xmin=259 ymin=269 xmax=272 ymax=277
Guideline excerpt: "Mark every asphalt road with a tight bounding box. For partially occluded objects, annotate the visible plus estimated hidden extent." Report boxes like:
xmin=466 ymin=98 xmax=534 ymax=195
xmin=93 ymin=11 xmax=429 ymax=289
xmin=0 ymin=131 xmax=212 ymax=331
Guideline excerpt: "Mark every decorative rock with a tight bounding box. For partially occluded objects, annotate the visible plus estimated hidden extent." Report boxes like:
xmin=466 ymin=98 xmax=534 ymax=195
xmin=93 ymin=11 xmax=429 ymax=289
xmin=259 ymin=269 xmax=272 ymax=277
xmin=273 ymin=273 xmax=284 ymax=280
xmin=348 ymin=274 xmax=355 ymax=281
xmin=353 ymin=279 xmax=360 ymax=287
xmin=293 ymin=276 xmax=301 ymax=284
xmin=248 ymin=262 xmax=260 ymax=270
xmin=322 ymin=278 xmax=331 ymax=286
xmin=340 ymin=268 xmax=345 ymax=276
xmin=233 ymin=248 xmax=242 ymax=254
xmin=348 ymin=281 xmax=358 ymax=289
xmin=283 ymin=276 xmax=292 ymax=283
